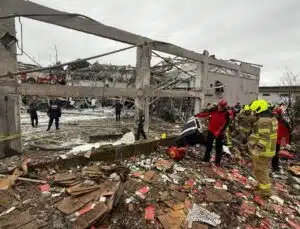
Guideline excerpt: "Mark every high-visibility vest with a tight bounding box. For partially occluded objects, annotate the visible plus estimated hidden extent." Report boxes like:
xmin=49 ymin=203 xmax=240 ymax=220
xmin=248 ymin=116 xmax=278 ymax=157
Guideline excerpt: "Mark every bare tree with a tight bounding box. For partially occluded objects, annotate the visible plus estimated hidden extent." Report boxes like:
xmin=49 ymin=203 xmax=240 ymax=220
xmin=280 ymin=67 xmax=299 ymax=127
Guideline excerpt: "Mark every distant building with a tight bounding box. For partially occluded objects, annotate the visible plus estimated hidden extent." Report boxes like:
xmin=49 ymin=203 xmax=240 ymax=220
xmin=259 ymin=86 xmax=300 ymax=104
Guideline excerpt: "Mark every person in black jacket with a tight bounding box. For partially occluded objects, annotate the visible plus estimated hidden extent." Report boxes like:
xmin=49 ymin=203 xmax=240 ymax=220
xmin=136 ymin=110 xmax=147 ymax=140
xmin=46 ymin=99 xmax=62 ymax=131
xmin=28 ymin=98 xmax=38 ymax=127
xmin=115 ymin=100 xmax=122 ymax=121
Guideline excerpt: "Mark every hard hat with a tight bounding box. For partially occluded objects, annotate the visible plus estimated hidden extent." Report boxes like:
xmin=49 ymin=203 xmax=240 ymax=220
xmin=218 ymin=99 xmax=228 ymax=108
xmin=250 ymin=100 xmax=269 ymax=114
xmin=272 ymin=107 xmax=283 ymax=115
xmin=244 ymin=105 xmax=250 ymax=111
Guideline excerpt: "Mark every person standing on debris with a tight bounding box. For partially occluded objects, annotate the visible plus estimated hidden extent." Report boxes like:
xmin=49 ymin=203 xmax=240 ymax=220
xmin=236 ymin=105 xmax=256 ymax=144
xmin=115 ymin=100 xmax=122 ymax=122
xmin=28 ymin=98 xmax=38 ymax=128
xmin=46 ymin=98 xmax=62 ymax=131
xmin=234 ymin=102 xmax=242 ymax=114
xmin=195 ymin=99 xmax=230 ymax=166
xmin=248 ymin=100 xmax=277 ymax=197
xmin=271 ymin=107 xmax=291 ymax=171
xmin=136 ymin=109 xmax=147 ymax=140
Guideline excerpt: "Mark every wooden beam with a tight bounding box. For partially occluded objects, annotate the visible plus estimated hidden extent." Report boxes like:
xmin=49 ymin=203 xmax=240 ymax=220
xmin=1 ymin=0 xmax=260 ymax=76
xmin=1 ymin=84 xmax=202 ymax=98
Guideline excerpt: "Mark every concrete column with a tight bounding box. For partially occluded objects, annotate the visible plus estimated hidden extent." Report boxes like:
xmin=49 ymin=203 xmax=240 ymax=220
xmin=66 ymin=70 xmax=72 ymax=86
xmin=0 ymin=18 xmax=21 ymax=158
xmin=201 ymin=60 xmax=208 ymax=109
xmin=236 ymin=69 xmax=242 ymax=104
xmin=194 ymin=62 xmax=202 ymax=114
xmin=135 ymin=44 xmax=152 ymax=132
xmin=194 ymin=59 xmax=208 ymax=113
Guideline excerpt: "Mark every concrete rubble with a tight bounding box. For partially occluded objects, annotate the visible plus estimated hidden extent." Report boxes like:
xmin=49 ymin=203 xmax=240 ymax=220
xmin=0 ymin=142 xmax=299 ymax=229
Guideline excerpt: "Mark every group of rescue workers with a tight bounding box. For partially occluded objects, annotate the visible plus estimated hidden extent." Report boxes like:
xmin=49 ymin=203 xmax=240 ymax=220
xmin=195 ymin=99 xmax=291 ymax=197
xmin=28 ymin=98 xmax=147 ymax=141
xmin=28 ymin=98 xmax=62 ymax=131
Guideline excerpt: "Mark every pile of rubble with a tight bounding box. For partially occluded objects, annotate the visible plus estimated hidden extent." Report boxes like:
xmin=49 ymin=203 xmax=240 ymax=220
xmin=0 ymin=145 xmax=299 ymax=229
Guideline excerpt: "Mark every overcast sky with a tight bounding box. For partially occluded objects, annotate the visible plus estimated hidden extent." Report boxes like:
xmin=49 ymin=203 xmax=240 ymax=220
xmin=16 ymin=0 xmax=300 ymax=86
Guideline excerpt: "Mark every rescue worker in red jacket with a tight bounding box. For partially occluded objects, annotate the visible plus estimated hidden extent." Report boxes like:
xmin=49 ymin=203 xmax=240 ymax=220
xmin=271 ymin=107 xmax=291 ymax=171
xmin=195 ymin=99 xmax=230 ymax=166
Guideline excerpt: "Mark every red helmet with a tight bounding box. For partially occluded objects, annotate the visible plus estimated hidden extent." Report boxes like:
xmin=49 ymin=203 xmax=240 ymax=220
xmin=272 ymin=107 xmax=283 ymax=115
xmin=218 ymin=99 xmax=228 ymax=108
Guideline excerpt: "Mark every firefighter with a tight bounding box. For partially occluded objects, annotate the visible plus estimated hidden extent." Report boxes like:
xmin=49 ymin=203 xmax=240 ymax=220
xmin=195 ymin=99 xmax=230 ymax=166
xmin=248 ymin=100 xmax=277 ymax=197
xmin=271 ymin=107 xmax=291 ymax=171
xmin=236 ymin=105 xmax=256 ymax=144
xmin=234 ymin=102 xmax=242 ymax=114
xmin=28 ymin=98 xmax=38 ymax=128
xmin=136 ymin=109 xmax=147 ymax=140
xmin=46 ymin=99 xmax=62 ymax=131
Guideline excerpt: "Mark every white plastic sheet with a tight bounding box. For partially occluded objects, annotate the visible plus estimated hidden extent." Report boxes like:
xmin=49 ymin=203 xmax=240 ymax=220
xmin=187 ymin=203 xmax=221 ymax=228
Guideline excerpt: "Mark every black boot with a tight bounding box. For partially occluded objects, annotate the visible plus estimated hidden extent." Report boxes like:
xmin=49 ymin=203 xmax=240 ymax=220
xmin=214 ymin=152 xmax=222 ymax=167
xmin=202 ymin=153 xmax=210 ymax=162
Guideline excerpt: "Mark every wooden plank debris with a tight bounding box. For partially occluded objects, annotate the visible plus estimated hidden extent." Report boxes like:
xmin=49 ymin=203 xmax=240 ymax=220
xmin=73 ymin=202 xmax=108 ymax=229
xmin=164 ymin=199 xmax=185 ymax=211
xmin=158 ymin=210 xmax=186 ymax=229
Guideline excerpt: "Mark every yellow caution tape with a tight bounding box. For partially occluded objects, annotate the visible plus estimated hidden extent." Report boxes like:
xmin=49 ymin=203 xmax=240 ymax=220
xmin=0 ymin=133 xmax=22 ymax=142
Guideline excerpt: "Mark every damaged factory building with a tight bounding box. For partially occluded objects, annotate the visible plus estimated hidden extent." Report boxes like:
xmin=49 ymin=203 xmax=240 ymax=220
xmin=0 ymin=1 xmax=299 ymax=229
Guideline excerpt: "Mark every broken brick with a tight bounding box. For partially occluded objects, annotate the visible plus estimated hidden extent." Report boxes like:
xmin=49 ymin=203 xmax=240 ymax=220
xmin=39 ymin=184 xmax=50 ymax=192
xmin=253 ymin=195 xmax=265 ymax=206
xmin=145 ymin=205 xmax=155 ymax=221
xmin=239 ymin=202 xmax=256 ymax=216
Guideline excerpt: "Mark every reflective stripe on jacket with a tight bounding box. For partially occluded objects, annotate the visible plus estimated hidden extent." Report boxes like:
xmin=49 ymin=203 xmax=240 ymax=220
xmin=248 ymin=116 xmax=278 ymax=157
xmin=237 ymin=113 xmax=256 ymax=134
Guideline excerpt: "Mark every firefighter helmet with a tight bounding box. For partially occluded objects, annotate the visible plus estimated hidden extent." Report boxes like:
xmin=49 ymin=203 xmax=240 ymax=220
xmin=250 ymin=100 xmax=269 ymax=114
xmin=218 ymin=99 xmax=228 ymax=108
xmin=244 ymin=105 xmax=250 ymax=111
xmin=272 ymin=107 xmax=283 ymax=115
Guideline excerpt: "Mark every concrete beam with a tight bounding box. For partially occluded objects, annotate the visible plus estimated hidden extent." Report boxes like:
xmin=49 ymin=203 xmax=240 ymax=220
xmin=1 ymin=0 xmax=260 ymax=76
xmin=1 ymin=84 xmax=202 ymax=98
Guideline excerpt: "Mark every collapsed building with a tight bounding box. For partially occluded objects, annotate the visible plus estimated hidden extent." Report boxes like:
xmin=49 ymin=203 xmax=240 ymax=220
xmin=17 ymin=56 xmax=261 ymax=121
